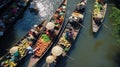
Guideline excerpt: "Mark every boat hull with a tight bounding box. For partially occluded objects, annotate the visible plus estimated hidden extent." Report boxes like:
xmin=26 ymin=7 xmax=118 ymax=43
xmin=0 ymin=20 xmax=47 ymax=67
xmin=27 ymin=0 xmax=67 ymax=67
xmin=92 ymin=0 xmax=107 ymax=34
xmin=44 ymin=0 xmax=87 ymax=67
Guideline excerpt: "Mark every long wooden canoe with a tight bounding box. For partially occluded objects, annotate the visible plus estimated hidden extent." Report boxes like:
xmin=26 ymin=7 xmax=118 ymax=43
xmin=92 ymin=0 xmax=107 ymax=34
xmin=0 ymin=0 xmax=32 ymax=36
xmin=0 ymin=20 xmax=47 ymax=67
xmin=27 ymin=0 xmax=67 ymax=67
xmin=44 ymin=0 xmax=87 ymax=67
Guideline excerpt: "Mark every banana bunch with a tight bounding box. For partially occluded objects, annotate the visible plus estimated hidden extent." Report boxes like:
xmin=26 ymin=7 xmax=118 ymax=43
xmin=59 ymin=37 xmax=70 ymax=48
xmin=18 ymin=39 xmax=30 ymax=56
xmin=9 ymin=61 xmax=16 ymax=67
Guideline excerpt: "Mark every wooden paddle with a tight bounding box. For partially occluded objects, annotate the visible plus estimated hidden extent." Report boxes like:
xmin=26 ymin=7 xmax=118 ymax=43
xmin=77 ymin=21 xmax=88 ymax=30
xmin=65 ymin=54 xmax=75 ymax=61
xmin=62 ymin=52 xmax=75 ymax=61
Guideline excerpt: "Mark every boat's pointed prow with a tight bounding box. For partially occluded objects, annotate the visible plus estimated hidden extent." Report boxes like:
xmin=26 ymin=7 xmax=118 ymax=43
xmin=92 ymin=0 xmax=107 ymax=35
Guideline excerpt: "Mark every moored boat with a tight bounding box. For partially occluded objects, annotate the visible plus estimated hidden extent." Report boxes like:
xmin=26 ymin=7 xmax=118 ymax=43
xmin=43 ymin=0 xmax=87 ymax=67
xmin=0 ymin=20 xmax=47 ymax=67
xmin=27 ymin=0 xmax=67 ymax=67
xmin=92 ymin=0 xmax=107 ymax=34
xmin=0 ymin=0 xmax=32 ymax=37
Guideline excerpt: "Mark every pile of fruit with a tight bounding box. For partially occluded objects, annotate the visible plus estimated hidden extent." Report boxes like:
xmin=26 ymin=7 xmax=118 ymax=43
xmin=35 ymin=34 xmax=51 ymax=56
xmin=59 ymin=36 xmax=70 ymax=48
xmin=18 ymin=39 xmax=29 ymax=57
xmin=93 ymin=2 xmax=103 ymax=18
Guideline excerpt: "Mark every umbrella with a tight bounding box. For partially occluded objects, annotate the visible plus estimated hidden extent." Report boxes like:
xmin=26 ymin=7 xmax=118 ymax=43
xmin=51 ymin=46 xmax=63 ymax=56
xmin=10 ymin=46 xmax=19 ymax=55
xmin=46 ymin=22 xmax=55 ymax=30
xmin=46 ymin=55 xmax=55 ymax=64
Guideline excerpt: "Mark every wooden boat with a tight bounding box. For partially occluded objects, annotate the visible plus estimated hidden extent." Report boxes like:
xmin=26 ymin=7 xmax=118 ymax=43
xmin=28 ymin=0 xmax=67 ymax=67
xmin=0 ymin=0 xmax=32 ymax=36
xmin=92 ymin=0 xmax=107 ymax=33
xmin=43 ymin=0 xmax=87 ymax=67
xmin=0 ymin=20 xmax=47 ymax=67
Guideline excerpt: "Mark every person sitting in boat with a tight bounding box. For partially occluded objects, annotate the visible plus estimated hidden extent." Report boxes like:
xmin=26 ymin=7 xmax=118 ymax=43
xmin=53 ymin=12 xmax=59 ymax=21
xmin=76 ymin=1 xmax=86 ymax=13
xmin=61 ymin=4 xmax=66 ymax=12
xmin=65 ymin=28 xmax=74 ymax=42
xmin=69 ymin=15 xmax=75 ymax=23
xmin=55 ymin=15 xmax=63 ymax=25
xmin=68 ymin=28 xmax=74 ymax=42
xmin=47 ymin=29 xmax=56 ymax=39
xmin=27 ymin=46 xmax=34 ymax=54
xmin=27 ymin=34 xmax=35 ymax=41
xmin=56 ymin=7 xmax=65 ymax=16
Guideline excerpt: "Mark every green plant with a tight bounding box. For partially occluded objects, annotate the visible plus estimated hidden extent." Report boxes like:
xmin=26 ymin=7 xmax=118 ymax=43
xmin=110 ymin=7 xmax=120 ymax=43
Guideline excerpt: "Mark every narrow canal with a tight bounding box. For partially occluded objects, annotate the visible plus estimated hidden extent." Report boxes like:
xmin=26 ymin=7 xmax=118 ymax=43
xmin=0 ymin=0 xmax=119 ymax=67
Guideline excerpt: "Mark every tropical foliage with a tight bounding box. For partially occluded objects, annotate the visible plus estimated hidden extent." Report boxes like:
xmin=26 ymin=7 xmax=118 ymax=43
xmin=110 ymin=7 xmax=120 ymax=43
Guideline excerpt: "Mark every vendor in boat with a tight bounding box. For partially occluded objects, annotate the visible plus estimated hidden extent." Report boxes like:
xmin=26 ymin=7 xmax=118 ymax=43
xmin=76 ymin=1 xmax=86 ymax=12
xmin=27 ymin=46 xmax=35 ymax=54
xmin=65 ymin=28 xmax=74 ymax=42
xmin=45 ymin=29 xmax=56 ymax=40
xmin=28 ymin=28 xmax=39 ymax=40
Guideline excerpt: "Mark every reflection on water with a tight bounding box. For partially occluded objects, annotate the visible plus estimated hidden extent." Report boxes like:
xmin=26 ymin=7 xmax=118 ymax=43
xmin=0 ymin=0 xmax=120 ymax=67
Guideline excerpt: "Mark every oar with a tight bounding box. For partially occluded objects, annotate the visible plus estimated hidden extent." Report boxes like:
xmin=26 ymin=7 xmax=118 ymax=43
xmin=65 ymin=54 xmax=75 ymax=61
xmin=101 ymin=22 xmax=111 ymax=31
xmin=62 ymin=52 xmax=75 ymax=61
xmin=77 ymin=22 xmax=88 ymax=30
xmin=42 ymin=63 xmax=48 ymax=67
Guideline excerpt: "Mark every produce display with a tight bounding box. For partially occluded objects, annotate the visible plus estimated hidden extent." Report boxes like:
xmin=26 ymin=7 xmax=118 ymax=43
xmin=93 ymin=2 xmax=103 ymax=18
xmin=35 ymin=34 xmax=51 ymax=56
xmin=0 ymin=21 xmax=45 ymax=67
xmin=59 ymin=36 xmax=70 ymax=49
